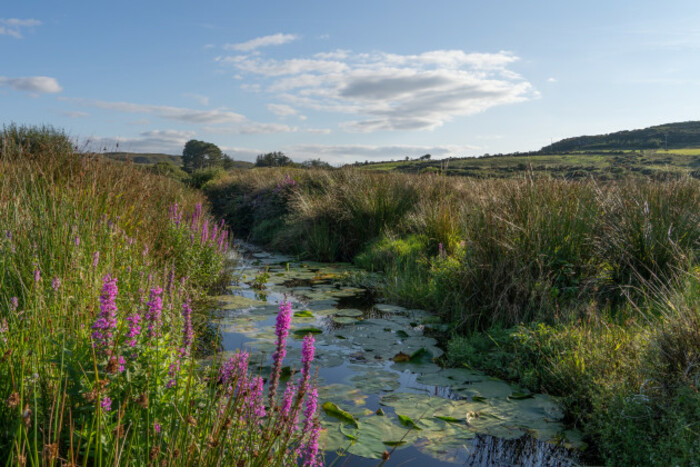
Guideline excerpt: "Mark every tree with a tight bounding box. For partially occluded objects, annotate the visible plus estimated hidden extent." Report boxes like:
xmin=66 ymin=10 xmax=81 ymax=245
xmin=182 ymin=139 xmax=224 ymax=172
xmin=254 ymin=151 xmax=294 ymax=167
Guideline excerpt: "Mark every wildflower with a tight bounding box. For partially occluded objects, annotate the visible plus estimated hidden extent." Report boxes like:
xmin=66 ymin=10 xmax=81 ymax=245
xmin=92 ymin=251 xmax=100 ymax=269
xmin=166 ymin=360 xmax=180 ymax=389
xmin=268 ymin=300 xmax=292 ymax=409
xmin=51 ymin=277 xmax=61 ymax=292
xmin=302 ymin=416 xmax=321 ymax=467
xmin=118 ymin=356 xmax=126 ymax=373
xmin=201 ymin=219 xmax=209 ymax=245
xmin=219 ymin=351 xmax=249 ymax=393
xmin=74 ymin=236 xmax=80 ymax=247
xmin=142 ymin=245 xmax=149 ymax=257
xmin=181 ymin=299 xmax=194 ymax=355
xmin=300 ymin=334 xmax=315 ymax=388
xmin=154 ymin=422 xmax=161 ymax=434
xmin=248 ymin=376 xmax=266 ymax=418
xmin=34 ymin=269 xmax=41 ymax=282
xmin=92 ymin=275 xmax=118 ymax=349
xmin=10 ymin=297 xmax=18 ymax=312
xmin=101 ymin=397 xmax=112 ymax=412
xmin=280 ymin=382 xmax=297 ymax=419
xmin=144 ymin=286 xmax=163 ymax=340
xmin=125 ymin=312 xmax=141 ymax=347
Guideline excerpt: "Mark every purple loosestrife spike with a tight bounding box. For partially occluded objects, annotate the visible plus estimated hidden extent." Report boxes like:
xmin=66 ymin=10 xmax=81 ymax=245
xmin=51 ymin=277 xmax=61 ymax=292
xmin=268 ymin=300 xmax=293 ymax=410
xmin=154 ymin=422 xmax=161 ymax=434
xmin=34 ymin=269 xmax=41 ymax=282
xmin=280 ymin=382 xmax=297 ymax=419
xmin=144 ymin=287 xmax=163 ymax=340
xmin=302 ymin=419 xmax=322 ymax=467
xmin=219 ymin=351 xmax=249 ymax=393
xmin=166 ymin=359 xmax=180 ymax=389
xmin=142 ymin=245 xmax=149 ymax=257
xmin=74 ymin=236 xmax=80 ymax=247
xmin=182 ymin=300 xmax=194 ymax=355
xmin=201 ymin=219 xmax=209 ymax=245
xmin=10 ymin=297 xmax=18 ymax=312
xmin=118 ymin=356 xmax=126 ymax=373
xmin=126 ymin=312 xmax=141 ymax=347
xmin=249 ymin=376 xmax=266 ymax=418
xmin=101 ymin=397 xmax=112 ymax=412
xmin=92 ymin=251 xmax=100 ymax=269
xmin=92 ymin=275 xmax=118 ymax=349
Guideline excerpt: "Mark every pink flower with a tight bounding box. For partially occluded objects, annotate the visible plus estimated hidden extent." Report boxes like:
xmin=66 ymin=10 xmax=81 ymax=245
xmin=101 ymin=397 xmax=112 ymax=412
xmin=92 ymin=275 xmax=118 ymax=349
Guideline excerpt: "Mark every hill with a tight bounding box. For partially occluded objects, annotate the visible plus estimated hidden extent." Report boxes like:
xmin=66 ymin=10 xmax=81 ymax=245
xmin=540 ymin=121 xmax=700 ymax=152
xmin=102 ymin=151 xmax=254 ymax=169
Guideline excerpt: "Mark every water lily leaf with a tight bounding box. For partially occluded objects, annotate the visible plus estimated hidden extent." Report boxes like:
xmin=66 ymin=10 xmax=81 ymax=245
xmin=333 ymin=316 xmax=359 ymax=325
xmin=294 ymin=310 xmax=314 ymax=318
xmin=409 ymin=347 xmax=431 ymax=362
xmin=293 ymin=327 xmax=323 ymax=337
xmin=508 ymin=392 xmax=534 ymax=400
xmin=392 ymin=352 xmax=411 ymax=363
xmin=322 ymin=402 xmax=359 ymax=428
xmin=435 ymin=415 xmax=463 ymax=423
xmin=397 ymin=414 xmax=421 ymax=430
xmin=383 ymin=440 xmax=406 ymax=446
xmin=472 ymin=396 xmax=487 ymax=402
xmin=335 ymin=309 xmax=363 ymax=318
xmin=396 ymin=330 xmax=409 ymax=338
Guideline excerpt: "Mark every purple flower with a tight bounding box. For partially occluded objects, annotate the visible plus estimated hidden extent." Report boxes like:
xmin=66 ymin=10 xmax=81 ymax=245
xmin=181 ymin=300 xmax=194 ymax=355
xmin=219 ymin=351 xmax=249 ymax=393
xmin=201 ymin=219 xmax=209 ymax=245
xmin=51 ymin=277 xmax=61 ymax=292
xmin=268 ymin=300 xmax=293 ymax=409
xmin=101 ymin=397 xmax=112 ymax=412
xmin=92 ymin=275 xmax=118 ymax=349
xmin=125 ymin=312 xmax=141 ymax=347
xmin=280 ymin=382 xmax=297 ymax=419
xmin=34 ymin=269 xmax=41 ymax=282
xmin=118 ymin=355 xmax=126 ymax=373
xmin=142 ymin=245 xmax=149 ymax=257
xmin=92 ymin=251 xmax=100 ymax=269
xmin=154 ymin=422 xmax=161 ymax=434
xmin=10 ymin=297 xmax=18 ymax=312
xmin=248 ymin=376 xmax=266 ymax=418
xmin=74 ymin=236 xmax=80 ymax=247
xmin=166 ymin=360 xmax=180 ymax=389
xmin=144 ymin=286 xmax=163 ymax=340
xmin=301 ymin=388 xmax=320 ymax=466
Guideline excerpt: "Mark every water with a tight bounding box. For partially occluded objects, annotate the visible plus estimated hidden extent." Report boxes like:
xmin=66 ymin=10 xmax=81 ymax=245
xmin=213 ymin=242 xmax=582 ymax=465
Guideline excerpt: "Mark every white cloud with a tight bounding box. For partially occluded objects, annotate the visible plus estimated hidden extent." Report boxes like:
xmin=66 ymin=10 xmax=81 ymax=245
xmin=202 ymin=122 xmax=297 ymax=135
xmin=221 ymin=48 xmax=537 ymax=132
xmin=0 ymin=76 xmax=62 ymax=95
xmin=183 ymin=93 xmax=210 ymax=106
xmin=224 ymin=33 xmax=298 ymax=52
xmin=547 ymin=77 xmax=557 ymax=83
xmin=0 ymin=18 xmax=41 ymax=38
xmin=305 ymin=128 xmax=332 ymax=134
xmin=62 ymin=98 xmax=246 ymax=124
xmin=267 ymin=103 xmax=298 ymax=117
xmin=86 ymin=129 xmax=195 ymax=154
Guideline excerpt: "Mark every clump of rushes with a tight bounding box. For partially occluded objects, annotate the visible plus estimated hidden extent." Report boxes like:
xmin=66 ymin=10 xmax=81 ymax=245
xmin=0 ymin=125 xmax=319 ymax=466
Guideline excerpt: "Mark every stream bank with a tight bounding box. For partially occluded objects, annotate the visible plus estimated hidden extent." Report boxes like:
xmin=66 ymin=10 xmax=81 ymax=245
xmin=212 ymin=242 xmax=583 ymax=465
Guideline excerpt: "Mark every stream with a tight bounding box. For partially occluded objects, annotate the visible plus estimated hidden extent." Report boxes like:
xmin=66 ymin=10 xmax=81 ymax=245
xmin=212 ymin=242 xmax=583 ymax=466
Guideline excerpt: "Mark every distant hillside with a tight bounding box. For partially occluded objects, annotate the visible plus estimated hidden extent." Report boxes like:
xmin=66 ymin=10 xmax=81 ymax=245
xmin=102 ymin=152 xmax=254 ymax=169
xmin=103 ymin=152 xmax=183 ymax=165
xmin=540 ymin=121 xmax=700 ymax=152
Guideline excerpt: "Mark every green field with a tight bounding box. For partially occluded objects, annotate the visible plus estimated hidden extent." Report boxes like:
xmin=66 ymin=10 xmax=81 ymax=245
xmin=357 ymin=149 xmax=700 ymax=179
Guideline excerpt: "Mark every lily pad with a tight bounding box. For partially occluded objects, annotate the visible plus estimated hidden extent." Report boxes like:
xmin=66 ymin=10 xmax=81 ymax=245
xmin=293 ymin=310 xmax=314 ymax=318
xmin=322 ymin=401 xmax=359 ymax=428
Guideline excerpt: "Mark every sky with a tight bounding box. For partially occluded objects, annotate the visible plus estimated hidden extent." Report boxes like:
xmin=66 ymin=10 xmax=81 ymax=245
xmin=2 ymin=1 xmax=700 ymax=164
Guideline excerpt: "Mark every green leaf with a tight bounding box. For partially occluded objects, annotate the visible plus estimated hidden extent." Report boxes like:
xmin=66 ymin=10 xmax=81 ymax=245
xmin=472 ymin=396 xmax=487 ymax=402
xmin=409 ymin=347 xmax=431 ymax=362
xmin=294 ymin=310 xmax=314 ymax=318
xmin=397 ymin=414 xmax=421 ymax=430
xmin=508 ymin=392 xmax=534 ymax=400
xmin=383 ymin=440 xmax=406 ymax=446
xmin=293 ymin=327 xmax=323 ymax=337
xmin=435 ymin=415 xmax=462 ymax=423
xmin=322 ymin=401 xmax=359 ymax=428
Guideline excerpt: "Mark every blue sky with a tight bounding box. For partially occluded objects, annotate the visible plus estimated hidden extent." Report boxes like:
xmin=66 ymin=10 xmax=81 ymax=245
xmin=2 ymin=1 xmax=700 ymax=163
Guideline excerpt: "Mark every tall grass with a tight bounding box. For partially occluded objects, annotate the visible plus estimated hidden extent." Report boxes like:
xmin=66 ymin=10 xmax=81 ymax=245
xmin=205 ymin=166 xmax=699 ymax=464
xmin=0 ymin=126 xmax=320 ymax=466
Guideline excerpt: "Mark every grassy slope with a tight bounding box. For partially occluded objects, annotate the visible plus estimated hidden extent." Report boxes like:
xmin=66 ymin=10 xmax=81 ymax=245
xmin=358 ymin=149 xmax=700 ymax=179
xmin=0 ymin=127 xmax=317 ymax=466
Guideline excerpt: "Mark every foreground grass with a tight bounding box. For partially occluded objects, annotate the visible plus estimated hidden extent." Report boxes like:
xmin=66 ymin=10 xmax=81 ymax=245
xmin=0 ymin=126 xmax=320 ymax=466
xmin=205 ymin=167 xmax=699 ymax=464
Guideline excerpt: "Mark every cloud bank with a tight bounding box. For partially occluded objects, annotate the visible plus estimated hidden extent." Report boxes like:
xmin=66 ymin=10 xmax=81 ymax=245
xmin=0 ymin=76 xmax=62 ymax=94
xmin=219 ymin=47 xmax=537 ymax=132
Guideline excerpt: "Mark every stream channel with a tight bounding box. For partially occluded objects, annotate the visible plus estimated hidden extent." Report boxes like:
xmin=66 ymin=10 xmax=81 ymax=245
xmin=212 ymin=242 xmax=584 ymax=466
